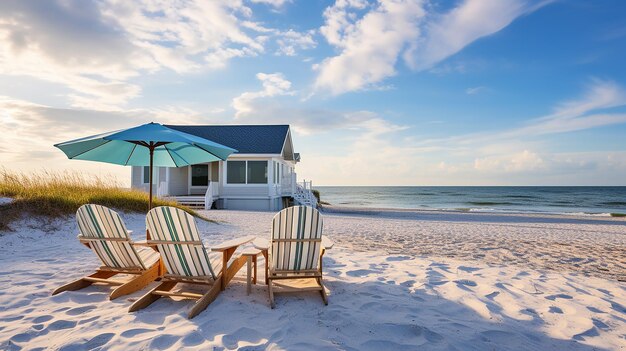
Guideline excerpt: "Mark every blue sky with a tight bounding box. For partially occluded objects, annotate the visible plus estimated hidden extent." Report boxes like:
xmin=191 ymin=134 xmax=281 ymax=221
xmin=1 ymin=0 xmax=625 ymax=185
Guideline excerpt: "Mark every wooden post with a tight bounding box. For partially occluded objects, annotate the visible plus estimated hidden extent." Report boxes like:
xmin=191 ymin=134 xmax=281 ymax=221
xmin=148 ymin=144 xmax=154 ymax=210
xmin=246 ymin=256 xmax=252 ymax=295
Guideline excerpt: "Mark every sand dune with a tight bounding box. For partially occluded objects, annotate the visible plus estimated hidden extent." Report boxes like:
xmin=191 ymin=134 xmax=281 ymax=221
xmin=0 ymin=209 xmax=624 ymax=350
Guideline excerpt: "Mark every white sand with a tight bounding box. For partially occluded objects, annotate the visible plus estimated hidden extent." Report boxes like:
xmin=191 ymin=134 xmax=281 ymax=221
xmin=0 ymin=209 xmax=625 ymax=350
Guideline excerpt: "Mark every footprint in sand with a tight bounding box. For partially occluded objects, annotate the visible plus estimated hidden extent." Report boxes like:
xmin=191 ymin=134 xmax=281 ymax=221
xmin=149 ymin=334 xmax=180 ymax=349
xmin=347 ymin=269 xmax=376 ymax=277
xmin=222 ymin=327 xmax=263 ymax=349
xmin=121 ymin=328 xmax=155 ymax=338
xmin=84 ymin=333 xmax=115 ymax=349
xmin=592 ymin=319 xmax=610 ymax=330
xmin=10 ymin=332 xmax=34 ymax=343
xmin=32 ymin=315 xmax=53 ymax=323
xmin=549 ymin=306 xmax=563 ymax=314
xmin=47 ymin=320 xmax=77 ymax=331
xmin=66 ymin=305 xmax=97 ymax=316
xmin=454 ymin=279 xmax=477 ymax=288
xmin=181 ymin=332 xmax=206 ymax=347
xmin=485 ymin=291 xmax=500 ymax=299
xmin=586 ymin=306 xmax=605 ymax=313
xmin=480 ymin=330 xmax=516 ymax=343
xmin=386 ymin=256 xmax=412 ymax=262
xmin=610 ymin=301 xmax=626 ymax=314
xmin=545 ymin=293 xmax=573 ymax=301
xmin=457 ymin=266 xmax=481 ymax=273
xmin=573 ymin=327 xmax=599 ymax=341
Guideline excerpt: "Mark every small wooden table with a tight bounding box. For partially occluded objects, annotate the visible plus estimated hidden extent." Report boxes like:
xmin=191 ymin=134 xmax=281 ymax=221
xmin=241 ymin=247 xmax=261 ymax=295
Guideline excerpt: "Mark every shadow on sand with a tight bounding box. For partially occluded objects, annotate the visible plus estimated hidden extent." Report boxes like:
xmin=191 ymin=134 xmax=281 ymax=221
xmin=121 ymin=256 xmax=613 ymax=351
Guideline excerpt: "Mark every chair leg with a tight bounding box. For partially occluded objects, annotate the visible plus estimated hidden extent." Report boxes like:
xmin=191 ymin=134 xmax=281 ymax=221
xmin=268 ymin=279 xmax=276 ymax=309
xmin=262 ymin=250 xmax=269 ymax=285
xmin=52 ymin=271 xmax=117 ymax=296
xmin=110 ymin=263 xmax=160 ymax=300
xmin=128 ymin=281 xmax=177 ymax=312
xmin=188 ymin=277 xmax=223 ymax=319
xmin=317 ymin=277 xmax=328 ymax=305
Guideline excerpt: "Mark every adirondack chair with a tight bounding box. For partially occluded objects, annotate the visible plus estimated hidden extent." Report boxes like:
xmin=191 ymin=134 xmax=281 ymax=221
xmin=256 ymin=206 xmax=332 ymax=308
xmin=128 ymin=206 xmax=253 ymax=318
xmin=52 ymin=204 xmax=161 ymax=300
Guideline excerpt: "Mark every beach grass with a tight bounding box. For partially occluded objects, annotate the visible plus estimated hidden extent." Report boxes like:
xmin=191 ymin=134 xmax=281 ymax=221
xmin=0 ymin=170 xmax=201 ymax=231
xmin=610 ymin=213 xmax=626 ymax=217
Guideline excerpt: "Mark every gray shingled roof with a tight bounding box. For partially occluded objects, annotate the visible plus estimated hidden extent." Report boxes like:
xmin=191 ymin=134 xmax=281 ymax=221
xmin=165 ymin=124 xmax=289 ymax=154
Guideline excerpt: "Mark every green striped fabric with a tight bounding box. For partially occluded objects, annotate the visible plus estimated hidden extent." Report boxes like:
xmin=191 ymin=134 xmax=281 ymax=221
xmin=146 ymin=206 xmax=216 ymax=280
xmin=270 ymin=206 xmax=323 ymax=272
xmin=76 ymin=204 xmax=146 ymax=270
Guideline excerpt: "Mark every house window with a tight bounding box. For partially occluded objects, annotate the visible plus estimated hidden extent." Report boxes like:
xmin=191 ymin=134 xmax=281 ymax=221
xmin=191 ymin=164 xmax=209 ymax=186
xmin=227 ymin=161 xmax=246 ymax=184
xmin=247 ymin=161 xmax=268 ymax=184
xmin=142 ymin=166 xmax=156 ymax=184
xmin=227 ymin=160 xmax=268 ymax=184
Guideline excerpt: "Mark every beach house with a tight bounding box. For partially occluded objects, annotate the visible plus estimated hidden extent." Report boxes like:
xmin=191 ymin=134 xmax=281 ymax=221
xmin=130 ymin=125 xmax=317 ymax=211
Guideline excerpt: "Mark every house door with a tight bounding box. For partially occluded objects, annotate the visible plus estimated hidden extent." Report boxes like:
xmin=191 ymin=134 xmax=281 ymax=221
xmin=189 ymin=164 xmax=209 ymax=195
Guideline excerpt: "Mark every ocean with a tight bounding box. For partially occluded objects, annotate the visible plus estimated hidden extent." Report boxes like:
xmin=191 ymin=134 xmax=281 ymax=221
xmin=314 ymin=186 xmax=626 ymax=216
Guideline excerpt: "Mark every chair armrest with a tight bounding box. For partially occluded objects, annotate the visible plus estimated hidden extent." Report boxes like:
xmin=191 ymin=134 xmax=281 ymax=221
xmin=211 ymin=235 xmax=255 ymax=252
xmin=77 ymin=235 xmax=91 ymax=249
xmin=241 ymin=247 xmax=261 ymax=256
xmin=322 ymin=237 xmax=334 ymax=249
xmin=252 ymin=238 xmax=269 ymax=251
xmin=132 ymin=240 xmax=155 ymax=247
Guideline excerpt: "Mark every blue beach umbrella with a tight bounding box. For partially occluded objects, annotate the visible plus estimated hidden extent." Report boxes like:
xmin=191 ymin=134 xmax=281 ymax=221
xmin=54 ymin=122 xmax=237 ymax=209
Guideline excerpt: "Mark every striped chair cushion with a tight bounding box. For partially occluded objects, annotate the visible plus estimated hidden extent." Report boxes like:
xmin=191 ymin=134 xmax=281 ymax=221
xmin=270 ymin=206 xmax=323 ymax=272
xmin=146 ymin=206 xmax=216 ymax=280
xmin=76 ymin=204 xmax=146 ymax=270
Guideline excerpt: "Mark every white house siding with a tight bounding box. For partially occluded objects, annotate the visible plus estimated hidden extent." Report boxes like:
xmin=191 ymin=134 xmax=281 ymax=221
xmin=219 ymin=197 xmax=280 ymax=211
xmin=168 ymin=167 xmax=188 ymax=196
xmin=131 ymin=166 xmax=143 ymax=189
xmin=220 ymin=186 xmax=269 ymax=197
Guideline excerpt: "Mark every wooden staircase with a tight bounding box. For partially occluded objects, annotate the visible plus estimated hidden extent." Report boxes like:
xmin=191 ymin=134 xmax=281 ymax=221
xmin=168 ymin=196 xmax=207 ymax=208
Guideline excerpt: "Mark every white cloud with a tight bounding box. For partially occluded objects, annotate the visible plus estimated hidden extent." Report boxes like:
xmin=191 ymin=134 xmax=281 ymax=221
xmin=299 ymin=79 xmax=626 ymax=185
xmin=232 ymin=72 xmax=295 ymax=117
xmin=0 ymin=96 xmax=230 ymax=185
xmin=315 ymin=0 xmax=425 ymax=94
xmin=0 ymin=0 xmax=269 ymax=109
xmin=512 ymin=80 xmax=626 ymax=136
xmin=315 ymin=0 xmax=549 ymax=95
xmin=466 ymin=86 xmax=487 ymax=95
xmin=249 ymin=0 xmax=291 ymax=8
xmin=276 ymin=29 xmax=317 ymax=56
xmin=231 ymin=72 xmax=408 ymax=134
xmin=474 ymin=150 xmax=545 ymax=173
xmin=405 ymin=0 xmax=549 ymax=71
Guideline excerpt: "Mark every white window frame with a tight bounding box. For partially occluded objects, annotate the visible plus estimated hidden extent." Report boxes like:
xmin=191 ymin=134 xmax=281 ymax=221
xmin=188 ymin=164 xmax=210 ymax=188
xmin=225 ymin=160 xmax=268 ymax=186
xmin=142 ymin=166 xmax=157 ymax=185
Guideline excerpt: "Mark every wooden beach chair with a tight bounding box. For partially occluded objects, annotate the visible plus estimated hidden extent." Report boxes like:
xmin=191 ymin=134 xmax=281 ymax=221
xmin=128 ymin=206 xmax=253 ymax=318
xmin=52 ymin=204 xmax=161 ymax=300
xmin=257 ymin=206 xmax=332 ymax=308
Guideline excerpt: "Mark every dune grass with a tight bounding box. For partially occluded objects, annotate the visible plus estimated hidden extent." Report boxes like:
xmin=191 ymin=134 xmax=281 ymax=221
xmin=0 ymin=170 xmax=201 ymax=231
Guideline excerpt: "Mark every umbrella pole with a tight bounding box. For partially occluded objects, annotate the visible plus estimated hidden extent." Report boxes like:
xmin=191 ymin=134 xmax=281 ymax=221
xmin=149 ymin=145 xmax=154 ymax=210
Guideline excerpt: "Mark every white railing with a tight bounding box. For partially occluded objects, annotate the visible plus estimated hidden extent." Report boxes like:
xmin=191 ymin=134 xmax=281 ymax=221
xmin=293 ymin=179 xmax=317 ymax=208
xmin=204 ymin=182 xmax=214 ymax=210
xmin=157 ymin=181 xmax=169 ymax=197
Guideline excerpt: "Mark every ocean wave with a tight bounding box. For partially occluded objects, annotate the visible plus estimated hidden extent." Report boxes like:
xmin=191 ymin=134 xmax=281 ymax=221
xmin=467 ymin=201 xmax=516 ymax=206
xmin=599 ymin=201 xmax=626 ymax=206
